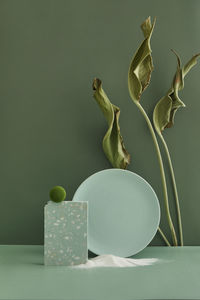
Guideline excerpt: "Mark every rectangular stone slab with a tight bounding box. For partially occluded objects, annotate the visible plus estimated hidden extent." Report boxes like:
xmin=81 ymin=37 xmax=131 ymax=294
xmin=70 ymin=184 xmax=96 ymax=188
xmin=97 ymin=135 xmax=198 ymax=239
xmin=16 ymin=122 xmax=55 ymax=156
xmin=44 ymin=201 xmax=87 ymax=266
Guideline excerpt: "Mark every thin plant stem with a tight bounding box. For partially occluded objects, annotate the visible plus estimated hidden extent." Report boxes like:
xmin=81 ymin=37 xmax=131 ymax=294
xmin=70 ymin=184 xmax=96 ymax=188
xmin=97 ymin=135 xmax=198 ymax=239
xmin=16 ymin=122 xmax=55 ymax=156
xmin=158 ymin=227 xmax=171 ymax=246
xmin=135 ymin=102 xmax=178 ymax=246
xmin=158 ymin=133 xmax=183 ymax=246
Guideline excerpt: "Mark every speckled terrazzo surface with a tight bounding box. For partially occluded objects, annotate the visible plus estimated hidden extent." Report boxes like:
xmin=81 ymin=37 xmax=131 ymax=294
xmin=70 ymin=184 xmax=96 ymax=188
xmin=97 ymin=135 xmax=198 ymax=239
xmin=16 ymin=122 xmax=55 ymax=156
xmin=44 ymin=201 xmax=87 ymax=266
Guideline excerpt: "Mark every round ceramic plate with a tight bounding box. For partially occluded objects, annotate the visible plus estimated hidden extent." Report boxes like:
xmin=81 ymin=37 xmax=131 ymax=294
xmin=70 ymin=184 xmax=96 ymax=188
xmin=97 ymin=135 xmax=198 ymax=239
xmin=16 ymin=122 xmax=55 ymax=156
xmin=72 ymin=169 xmax=160 ymax=257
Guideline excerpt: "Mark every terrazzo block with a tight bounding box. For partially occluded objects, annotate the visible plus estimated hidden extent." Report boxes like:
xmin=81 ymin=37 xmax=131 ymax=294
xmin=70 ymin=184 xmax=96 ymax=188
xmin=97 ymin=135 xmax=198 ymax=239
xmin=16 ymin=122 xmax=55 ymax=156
xmin=44 ymin=201 xmax=88 ymax=266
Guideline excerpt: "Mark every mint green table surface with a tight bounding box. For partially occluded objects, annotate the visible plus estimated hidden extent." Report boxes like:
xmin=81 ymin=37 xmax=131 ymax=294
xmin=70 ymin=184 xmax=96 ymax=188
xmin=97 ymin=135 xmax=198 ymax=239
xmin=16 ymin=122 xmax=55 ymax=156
xmin=0 ymin=245 xmax=200 ymax=300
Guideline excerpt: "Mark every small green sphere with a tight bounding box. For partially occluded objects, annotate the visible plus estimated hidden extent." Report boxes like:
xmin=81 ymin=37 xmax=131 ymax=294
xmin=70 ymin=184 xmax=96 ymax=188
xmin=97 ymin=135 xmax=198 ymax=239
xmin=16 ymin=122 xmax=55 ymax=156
xmin=49 ymin=186 xmax=66 ymax=203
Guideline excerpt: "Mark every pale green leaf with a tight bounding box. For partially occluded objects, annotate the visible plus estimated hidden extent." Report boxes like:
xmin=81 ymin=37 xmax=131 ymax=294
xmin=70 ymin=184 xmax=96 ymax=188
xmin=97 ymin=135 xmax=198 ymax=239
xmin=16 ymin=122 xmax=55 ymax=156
xmin=92 ymin=78 xmax=130 ymax=169
xmin=153 ymin=51 xmax=200 ymax=133
xmin=153 ymin=96 xmax=172 ymax=133
xmin=183 ymin=53 xmax=200 ymax=77
xmin=128 ymin=16 xmax=156 ymax=102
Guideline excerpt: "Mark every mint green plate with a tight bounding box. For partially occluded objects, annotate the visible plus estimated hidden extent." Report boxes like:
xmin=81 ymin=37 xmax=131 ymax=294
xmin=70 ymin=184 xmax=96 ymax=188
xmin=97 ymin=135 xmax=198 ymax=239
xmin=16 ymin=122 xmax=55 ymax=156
xmin=72 ymin=169 xmax=160 ymax=257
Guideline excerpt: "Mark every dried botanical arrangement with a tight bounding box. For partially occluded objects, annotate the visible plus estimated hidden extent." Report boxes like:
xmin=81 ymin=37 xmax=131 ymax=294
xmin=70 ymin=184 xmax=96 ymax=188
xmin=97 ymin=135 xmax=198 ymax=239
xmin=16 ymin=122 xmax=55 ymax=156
xmin=93 ymin=17 xmax=199 ymax=246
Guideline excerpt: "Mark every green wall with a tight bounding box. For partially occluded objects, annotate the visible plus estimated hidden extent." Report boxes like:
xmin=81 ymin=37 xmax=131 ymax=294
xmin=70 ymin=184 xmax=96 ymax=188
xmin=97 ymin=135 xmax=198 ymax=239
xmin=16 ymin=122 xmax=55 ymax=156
xmin=0 ymin=0 xmax=200 ymax=246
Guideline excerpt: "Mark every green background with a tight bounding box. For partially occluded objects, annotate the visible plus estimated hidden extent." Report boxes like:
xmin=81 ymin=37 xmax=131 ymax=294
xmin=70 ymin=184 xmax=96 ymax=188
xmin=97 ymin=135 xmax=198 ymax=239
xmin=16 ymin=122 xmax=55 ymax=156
xmin=0 ymin=0 xmax=200 ymax=246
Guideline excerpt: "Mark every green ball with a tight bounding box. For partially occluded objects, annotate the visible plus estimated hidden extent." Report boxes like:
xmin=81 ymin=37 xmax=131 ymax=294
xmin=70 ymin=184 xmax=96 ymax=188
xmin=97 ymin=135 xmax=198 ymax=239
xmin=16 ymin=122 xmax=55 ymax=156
xmin=49 ymin=186 xmax=66 ymax=203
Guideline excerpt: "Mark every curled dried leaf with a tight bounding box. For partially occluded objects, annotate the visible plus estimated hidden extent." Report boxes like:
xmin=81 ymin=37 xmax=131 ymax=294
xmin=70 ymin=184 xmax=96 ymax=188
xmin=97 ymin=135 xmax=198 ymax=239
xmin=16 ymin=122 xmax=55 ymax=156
xmin=93 ymin=78 xmax=130 ymax=169
xmin=153 ymin=51 xmax=200 ymax=133
xmin=128 ymin=16 xmax=156 ymax=102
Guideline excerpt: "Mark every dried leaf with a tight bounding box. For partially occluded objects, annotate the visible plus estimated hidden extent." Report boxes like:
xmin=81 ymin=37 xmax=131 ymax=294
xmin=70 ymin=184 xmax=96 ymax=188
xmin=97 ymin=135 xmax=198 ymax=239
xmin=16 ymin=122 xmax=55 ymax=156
xmin=93 ymin=78 xmax=130 ymax=169
xmin=183 ymin=53 xmax=200 ymax=77
xmin=128 ymin=17 xmax=156 ymax=102
xmin=153 ymin=51 xmax=200 ymax=133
